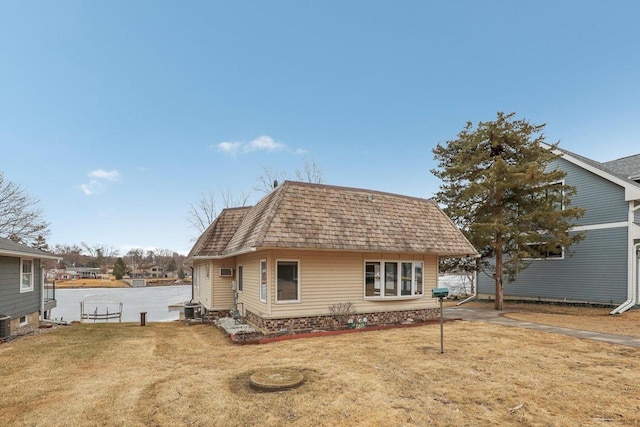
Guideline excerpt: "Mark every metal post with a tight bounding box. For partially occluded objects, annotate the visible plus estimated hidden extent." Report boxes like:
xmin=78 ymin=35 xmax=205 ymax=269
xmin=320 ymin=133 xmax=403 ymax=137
xmin=439 ymin=297 xmax=444 ymax=354
xmin=140 ymin=312 xmax=147 ymax=326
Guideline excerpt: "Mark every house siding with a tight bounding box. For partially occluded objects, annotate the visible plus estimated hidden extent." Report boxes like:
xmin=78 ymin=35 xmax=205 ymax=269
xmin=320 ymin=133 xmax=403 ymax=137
xmin=478 ymin=227 xmax=628 ymax=304
xmin=558 ymin=158 xmax=628 ymax=226
xmin=211 ymin=259 xmax=235 ymax=310
xmin=235 ymin=251 xmax=268 ymax=317
xmin=234 ymin=250 xmax=438 ymax=320
xmin=0 ymin=256 xmax=42 ymax=326
xmin=193 ymin=262 xmax=212 ymax=310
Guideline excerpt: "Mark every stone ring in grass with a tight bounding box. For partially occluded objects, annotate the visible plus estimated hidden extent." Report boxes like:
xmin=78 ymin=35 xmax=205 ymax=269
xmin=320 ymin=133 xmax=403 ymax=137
xmin=249 ymin=368 xmax=305 ymax=392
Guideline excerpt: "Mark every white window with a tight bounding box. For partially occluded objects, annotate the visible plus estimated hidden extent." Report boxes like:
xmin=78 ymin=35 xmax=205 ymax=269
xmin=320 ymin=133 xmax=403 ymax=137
xmin=20 ymin=259 xmax=34 ymax=293
xmin=237 ymin=265 xmax=243 ymax=292
xmin=526 ymin=242 xmax=564 ymax=260
xmin=276 ymin=260 xmax=299 ymax=303
xmin=19 ymin=316 xmax=27 ymax=326
xmin=365 ymin=260 xmax=424 ymax=298
xmin=205 ymin=263 xmax=210 ymax=279
xmin=259 ymin=260 xmax=267 ymax=303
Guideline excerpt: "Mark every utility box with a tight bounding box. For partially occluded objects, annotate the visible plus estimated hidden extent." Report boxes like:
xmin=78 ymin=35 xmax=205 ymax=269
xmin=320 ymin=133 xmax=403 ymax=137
xmin=432 ymin=288 xmax=449 ymax=299
xmin=0 ymin=314 xmax=10 ymax=339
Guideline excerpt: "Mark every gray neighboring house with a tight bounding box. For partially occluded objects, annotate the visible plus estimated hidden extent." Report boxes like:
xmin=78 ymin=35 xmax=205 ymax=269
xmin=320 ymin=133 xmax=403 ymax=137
xmin=477 ymin=148 xmax=640 ymax=313
xmin=0 ymin=237 xmax=60 ymax=331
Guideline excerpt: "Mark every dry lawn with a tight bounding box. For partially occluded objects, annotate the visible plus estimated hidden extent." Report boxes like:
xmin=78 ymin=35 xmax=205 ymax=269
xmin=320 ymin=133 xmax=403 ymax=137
xmin=55 ymin=279 xmax=130 ymax=289
xmin=2 ymin=320 xmax=640 ymax=426
xmin=463 ymin=300 xmax=640 ymax=338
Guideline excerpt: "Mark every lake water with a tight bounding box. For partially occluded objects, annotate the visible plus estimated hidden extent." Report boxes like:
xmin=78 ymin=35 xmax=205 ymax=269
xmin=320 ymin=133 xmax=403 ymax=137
xmin=52 ymin=285 xmax=192 ymax=323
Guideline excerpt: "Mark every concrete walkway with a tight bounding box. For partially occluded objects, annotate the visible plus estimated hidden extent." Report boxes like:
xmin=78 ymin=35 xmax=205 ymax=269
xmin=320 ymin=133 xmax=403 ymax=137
xmin=445 ymin=306 xmax=640 ymax=348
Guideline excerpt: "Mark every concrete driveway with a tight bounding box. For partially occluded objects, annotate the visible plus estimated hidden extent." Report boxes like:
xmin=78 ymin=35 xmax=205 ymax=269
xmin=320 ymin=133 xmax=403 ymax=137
xmin=445 ymin=306 xmax=640 ymax=348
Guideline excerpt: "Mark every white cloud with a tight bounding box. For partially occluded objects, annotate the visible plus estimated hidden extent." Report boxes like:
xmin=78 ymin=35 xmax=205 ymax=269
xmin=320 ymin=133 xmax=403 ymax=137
xmin=217 ymin=141 xmax=242 ymax=155
xmin=216 ymin=135 xmax=285 ymax=156
xmin=88 ymin=169 xmax=121 ymax=181
xmin=244 ymin=135 xmax=285 ymax=153
xmin=295 ymin=148 xmax=307 ymax=155
xmin=80 ymin=169 xmax=121 ymax=196
xmin=80 ymin=180 xmax=105 ymax=196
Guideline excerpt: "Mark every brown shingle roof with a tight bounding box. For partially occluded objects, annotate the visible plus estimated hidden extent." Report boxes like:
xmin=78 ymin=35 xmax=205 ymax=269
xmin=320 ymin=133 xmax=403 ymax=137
xmin=189 ymin=181 xmax=477 ymax=259
xmin=187 ymin=207 xmax=251 ymax=258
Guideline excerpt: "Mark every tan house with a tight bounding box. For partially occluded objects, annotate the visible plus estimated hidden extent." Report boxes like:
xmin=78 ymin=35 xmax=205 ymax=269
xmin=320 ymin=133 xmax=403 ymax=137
xmin=187 ymin=181 xmax=476 ymax=332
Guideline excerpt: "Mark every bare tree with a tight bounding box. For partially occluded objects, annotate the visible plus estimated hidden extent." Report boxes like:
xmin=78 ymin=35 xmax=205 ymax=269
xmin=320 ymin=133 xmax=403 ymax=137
xmin=220 ymin=186 xmax=251 ymax=209
xmin=187 ymin=189 xmax=251 ymax=234
xmin=295 ymin=156 xmax=324 ymax=184
xmin=254 ymin=165 xmax=289 ymax=194
xmin=52 ymin=244 xmax=85 ymax=267
xmin=0 ymin=172 xmax=50 ymax=244
xmin=187 ymin=191 xmax=218 ymax=233
xmin=125 ymin=248 xmax=144 ymax=277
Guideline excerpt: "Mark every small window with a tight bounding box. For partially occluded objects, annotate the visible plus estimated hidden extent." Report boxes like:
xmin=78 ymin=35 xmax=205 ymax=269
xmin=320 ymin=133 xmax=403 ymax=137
xmin=527 ymin=242 xmax=564 ymax=259
xmin=237 ymin=265 xmax=243 ymax=292
xmin=21 ymin=259 xmax=33 ymax=293
xmin=205 ymin=264 xmax=210 ymax=279
xmin=276 ymin=260 xmax=299 ymax=303
xmin=19 ymin=316 xmax=27 ymax=326
xmin=259 ymin=260 xmax=267 ymax=303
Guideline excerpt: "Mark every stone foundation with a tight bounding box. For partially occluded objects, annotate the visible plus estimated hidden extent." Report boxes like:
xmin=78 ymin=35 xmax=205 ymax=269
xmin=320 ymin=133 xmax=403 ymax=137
xmin=245 ymin=308 xmax=440 ymax=333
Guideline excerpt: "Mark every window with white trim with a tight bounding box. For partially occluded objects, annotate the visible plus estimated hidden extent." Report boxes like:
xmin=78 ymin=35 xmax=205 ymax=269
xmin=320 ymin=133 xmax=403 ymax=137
xmin=205 ymin=264 xmax=210 ymax=279
xmin=276 ymin=260 xmax=299 ymax=303
xmin=259 ymin=260 xmax=267 ymax=302
xmin=21 ymin=259 xmax=33 ymax=293
xmin=237 ymin=265 xmax=243 ymax=292
xmin=526 ymin=242 xmax=564 ymax=259
xmin=365 ymin=261 xmax=423 ymax=298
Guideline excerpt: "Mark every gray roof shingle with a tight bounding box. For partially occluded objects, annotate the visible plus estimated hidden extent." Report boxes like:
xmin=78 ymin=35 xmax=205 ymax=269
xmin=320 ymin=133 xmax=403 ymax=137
xmin=0 ymin=237 xmax=60 ymax=259
xmin=603 ymin=154 xmax=640 ymax=181
xmin=189 ymin=181 xmax=477 ymax=259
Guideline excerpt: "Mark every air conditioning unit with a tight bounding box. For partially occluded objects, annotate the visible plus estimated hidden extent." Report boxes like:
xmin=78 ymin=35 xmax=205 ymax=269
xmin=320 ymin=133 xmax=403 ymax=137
xmin=219 ymin=268 xmax=234 ymax=277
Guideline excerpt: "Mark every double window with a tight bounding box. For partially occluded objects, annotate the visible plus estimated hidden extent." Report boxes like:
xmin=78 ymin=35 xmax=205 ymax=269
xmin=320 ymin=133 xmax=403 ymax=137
xmin=365 ymin=261 xmax=423 ymax=298
xmin=276 ymin=260 xmax=299 ymax=303
xmin=21 ymin=259 xmax=34 ymax=293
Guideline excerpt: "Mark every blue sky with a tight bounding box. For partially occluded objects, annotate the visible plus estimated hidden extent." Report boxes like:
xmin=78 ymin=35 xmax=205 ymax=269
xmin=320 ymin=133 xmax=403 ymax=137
xmin=1 ymin=1 xmax=639 ymax=255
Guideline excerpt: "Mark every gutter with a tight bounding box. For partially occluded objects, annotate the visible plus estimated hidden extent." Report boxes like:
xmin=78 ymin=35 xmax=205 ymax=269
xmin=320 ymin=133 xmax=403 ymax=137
xmin=189 ymin=247 xmax=257 ymax=261
xmin=610 ymin=202 xmax=640 ymax=314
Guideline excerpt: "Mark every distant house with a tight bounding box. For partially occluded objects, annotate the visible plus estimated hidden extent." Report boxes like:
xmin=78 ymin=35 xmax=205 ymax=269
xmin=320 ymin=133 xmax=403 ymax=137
xmin=187 ymin=181 xmax=477 ymax=332
xmin=477 ymin=148 xmax=640 ymax=313
xmin=65 ymin=267 xmax=100 ymax=279
xmin=0 ymin=237 xmax=60 ymax=331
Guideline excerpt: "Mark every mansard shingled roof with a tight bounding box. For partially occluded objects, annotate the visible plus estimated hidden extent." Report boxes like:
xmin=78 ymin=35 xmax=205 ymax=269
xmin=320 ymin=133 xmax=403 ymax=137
xmin=189 ymin=181 xmax=476 ymax=259
xmin=186 ymin=207 xmax=251 ymax=258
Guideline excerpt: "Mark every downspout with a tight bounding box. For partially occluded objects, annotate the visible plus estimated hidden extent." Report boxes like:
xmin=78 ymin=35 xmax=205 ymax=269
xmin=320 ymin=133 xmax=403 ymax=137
xmin=456 ymin=255 xmax=480 ymax=306
xmin=610 ymin=202 xmax=640 ymax=314
xmin=190 ymin=267 xmax=194 ymax=303
xmin=456 ymin=269 xmax=477 ymax=306
xmin=40 ymin=266 xmax=45 ymax=321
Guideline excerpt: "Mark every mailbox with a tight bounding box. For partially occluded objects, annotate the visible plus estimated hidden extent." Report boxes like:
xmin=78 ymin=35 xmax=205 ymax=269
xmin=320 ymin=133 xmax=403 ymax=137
xmin=432 ymin=287 xmax=449 ymax=299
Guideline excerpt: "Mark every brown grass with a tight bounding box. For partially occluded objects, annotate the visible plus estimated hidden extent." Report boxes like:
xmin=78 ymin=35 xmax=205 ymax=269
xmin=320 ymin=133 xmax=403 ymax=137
xmin=2 ymin=320 xmax=640 ymax=426
xmin=462 ymin=300 xmax=640 ymax=338
xmin=54 ymin=278 xmax=131 ymax=289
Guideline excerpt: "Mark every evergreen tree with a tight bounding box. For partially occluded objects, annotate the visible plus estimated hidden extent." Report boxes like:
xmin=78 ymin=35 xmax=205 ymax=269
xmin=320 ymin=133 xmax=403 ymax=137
xmin=178 ymin=267 xmax=185 ymax=280
xmin=432 ymin=112 xmax=585 ymax=310
xmin=113 ymin=257 xmax=126 ymax=280
xmin=31 ymin=235 xmax=50 ymax=252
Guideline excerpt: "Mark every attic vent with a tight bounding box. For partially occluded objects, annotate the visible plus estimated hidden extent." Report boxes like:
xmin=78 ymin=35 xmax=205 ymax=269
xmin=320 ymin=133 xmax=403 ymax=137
xmin=219 ymin=268 xmax=234 ymax=277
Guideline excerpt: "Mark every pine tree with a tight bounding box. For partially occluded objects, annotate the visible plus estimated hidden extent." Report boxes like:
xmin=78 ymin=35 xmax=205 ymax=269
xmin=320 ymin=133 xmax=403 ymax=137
xmin=113 ymin=257 xmax=126 ymax=280
xmin=31 ymin=235 xmax=50 ymax=252
xmin=432 ymin=112 xmax=585 ymax=310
